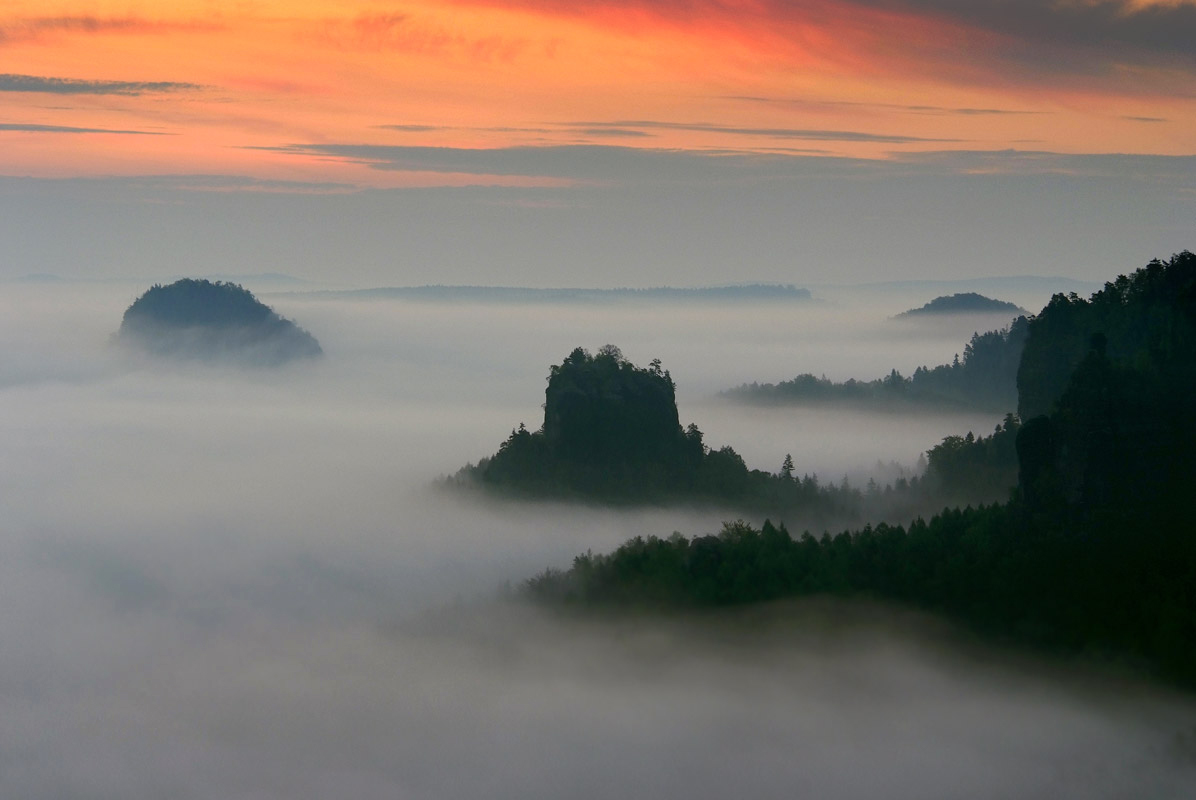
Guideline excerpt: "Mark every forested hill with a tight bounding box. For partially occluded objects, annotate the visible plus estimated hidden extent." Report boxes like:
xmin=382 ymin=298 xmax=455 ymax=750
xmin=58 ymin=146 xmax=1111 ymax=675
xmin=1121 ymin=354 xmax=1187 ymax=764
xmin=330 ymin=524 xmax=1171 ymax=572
xmin=1018 ymin=253 xmax=1196 ymax=419
xmin=526 ymin=252 xmax=1196 ymax=688
xmin=897 ymin=292 xmax=1025 ymax=317
xmin=118 ymin=279 xmax=323 ymax=366
xmin=724 ymin=317 xmax=1029 ymax=412
xmin=460 ymin=347 xmax=883 ymax=525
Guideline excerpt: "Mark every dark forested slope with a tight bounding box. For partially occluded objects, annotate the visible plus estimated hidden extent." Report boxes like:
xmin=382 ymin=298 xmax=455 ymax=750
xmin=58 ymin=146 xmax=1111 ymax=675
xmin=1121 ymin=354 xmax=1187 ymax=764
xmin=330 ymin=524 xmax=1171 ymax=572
xmin=725 ymin=316 xmax=1029 ymax=412
xmin=459 ymin=346 xmax=867 ymax=522
xmin=526 ymin=252 xmax=1196 ymax=687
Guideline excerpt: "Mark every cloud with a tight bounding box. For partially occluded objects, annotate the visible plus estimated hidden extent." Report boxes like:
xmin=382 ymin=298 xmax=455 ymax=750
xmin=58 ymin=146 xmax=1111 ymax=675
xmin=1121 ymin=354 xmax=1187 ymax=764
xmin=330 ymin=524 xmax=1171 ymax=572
xmin=461 ymin=0 xmax=1196 ymax=59
xmin=866 ymin=0 xmax=1196 ymax=63
xmin=376 ymin=124 xmax=557 ymax=134
xmin=0 ymin=123 xmax=171 ymax=135
xmin=102 ymin=174 xmax=360 ymax=194
xmin=569 ymin=127 xmax=653 ymax=138
xmin=0 ymin=15 xmax=217 ymax=44
xmin=575 ymin=120 xmax=961 ymax=144
xmin=251 ymin=142 xmax=893 ymax=183
xmin=449 ymin=0 xmax=1196 ymax=82
xmin=377 ymin=124 xmax=445 ymax=133
xmin=723 ymin=95 xmax=1046 ymax=117
xmin=1 ymin=284 xmax=1196 ymax=797
xmin=0 ymin=74 xmax=205 ymax=96
xmin=255 ymin=142 xmax=1196 ymax=188
xmin=317 ymin=11 xmax=530 ymax=62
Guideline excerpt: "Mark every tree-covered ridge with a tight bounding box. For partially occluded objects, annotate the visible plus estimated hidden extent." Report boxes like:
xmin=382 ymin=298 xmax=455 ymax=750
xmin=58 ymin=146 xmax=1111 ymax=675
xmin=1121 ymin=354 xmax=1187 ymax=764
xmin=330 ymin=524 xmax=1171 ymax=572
xmin=897 ymin=292 xmax=1025 ymax=317
xmin=462 ymin=345 xmax=1024 ymax=523
xmin=119 ymin=278 xmax=322 ymax=366
xmin=1016 ymin=251 xmax=1196 ymax=514
xmin=724 ymin=317 xmax=1029 ymax=412
xmin=526 ymin=252 xmax=1196 ymax=688
xmin=462 ymin=347 xmax=889 ymax=523
xmin=1017 ymin=250 xmax=1196 ymax=419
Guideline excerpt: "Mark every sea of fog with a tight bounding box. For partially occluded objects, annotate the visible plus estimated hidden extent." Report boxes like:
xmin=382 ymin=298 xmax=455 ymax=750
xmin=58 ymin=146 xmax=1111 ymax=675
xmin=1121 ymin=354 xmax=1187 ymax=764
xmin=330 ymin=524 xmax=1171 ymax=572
xmin=0 ymin=282 xmax=1192 ymax=798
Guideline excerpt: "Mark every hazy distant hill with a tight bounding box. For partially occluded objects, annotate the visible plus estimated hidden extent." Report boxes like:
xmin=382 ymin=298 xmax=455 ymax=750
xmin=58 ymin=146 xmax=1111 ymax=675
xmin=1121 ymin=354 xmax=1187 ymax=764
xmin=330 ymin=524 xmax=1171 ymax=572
xmin=118 ymin=279 xmax=322 ymax=366
xmin=725 ymin=317 xmax=1030 ymax=413
xmin=897 ymin=292 xmax=1025 ymax=317
xmin=303 ymin=284 xmax=812 ymax=304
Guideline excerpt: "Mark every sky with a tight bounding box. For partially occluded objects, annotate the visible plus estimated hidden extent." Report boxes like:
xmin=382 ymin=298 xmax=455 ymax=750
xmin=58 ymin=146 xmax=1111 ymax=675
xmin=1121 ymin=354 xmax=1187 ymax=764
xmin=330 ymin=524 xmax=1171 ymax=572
xmin=1 ymin=0 xmax=1193 ymax=286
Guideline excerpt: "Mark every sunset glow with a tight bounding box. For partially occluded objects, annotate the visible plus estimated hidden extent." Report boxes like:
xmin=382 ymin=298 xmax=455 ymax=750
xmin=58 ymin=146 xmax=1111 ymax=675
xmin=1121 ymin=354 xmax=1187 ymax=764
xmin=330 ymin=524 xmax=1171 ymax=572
xmin=2 ymin=0 xmax=1193 ymax=186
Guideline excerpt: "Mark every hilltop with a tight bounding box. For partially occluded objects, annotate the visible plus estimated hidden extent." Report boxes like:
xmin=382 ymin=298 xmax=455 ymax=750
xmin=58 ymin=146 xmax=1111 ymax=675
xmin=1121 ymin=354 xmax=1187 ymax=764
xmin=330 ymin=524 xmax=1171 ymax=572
xmin=897 ymin=292 xmax=1025 ymax=317
xmin=118 ymin=279 xmax=322 ymax=366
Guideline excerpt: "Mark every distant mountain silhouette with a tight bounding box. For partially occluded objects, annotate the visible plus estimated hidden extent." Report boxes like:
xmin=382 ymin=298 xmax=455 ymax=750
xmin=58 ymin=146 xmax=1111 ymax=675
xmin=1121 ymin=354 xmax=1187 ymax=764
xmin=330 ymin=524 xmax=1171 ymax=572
xmin=118 ymin=279 xmax=322 ymax=366
xmin=305 ymin=284 xmax=812 ymax=304
xmin=897 ymin=292 xmax=1025 ymax=317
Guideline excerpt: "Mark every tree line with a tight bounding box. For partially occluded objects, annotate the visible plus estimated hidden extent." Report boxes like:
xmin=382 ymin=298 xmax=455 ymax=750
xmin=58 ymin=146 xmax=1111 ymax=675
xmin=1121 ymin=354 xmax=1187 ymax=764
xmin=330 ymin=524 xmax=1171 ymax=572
xmin=525 ymin=252 xmax=1196 ymax=688
xmin=724 ymin=316 xmax=1029 ymax=412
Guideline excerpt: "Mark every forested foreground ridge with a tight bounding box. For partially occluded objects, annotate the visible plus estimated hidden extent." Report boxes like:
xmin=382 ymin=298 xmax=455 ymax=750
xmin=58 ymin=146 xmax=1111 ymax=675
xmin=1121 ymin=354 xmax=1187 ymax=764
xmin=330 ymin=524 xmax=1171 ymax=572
xmin=526 ymin=252 xmax=1196 ymax=687
xmin=724 ymin=316 xmax=1029 ymax=412
xmin=118 ymin=279 xmax=322 ymax=366
xmin=454 ymin=345 xmax=1013 ymax=525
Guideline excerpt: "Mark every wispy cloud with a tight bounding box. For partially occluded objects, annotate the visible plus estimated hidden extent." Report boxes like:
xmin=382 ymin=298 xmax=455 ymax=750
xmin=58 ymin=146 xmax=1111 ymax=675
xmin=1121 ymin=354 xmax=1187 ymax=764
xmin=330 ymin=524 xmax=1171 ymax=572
xmin=723 ymin=95 xmax=1045 ymax=117
xmin=257 ymin=142 xmax=1196 ymax=188
xmin=377 ymin=124 xmax=445 ymax=133
xmin=0 ymin=74 xmax=205 ymax=96
xmin=317 ymin=11 xmax=530 ymax=62
xmin=106 ymin=175 xmax=359 ymax=195
xmin=0 ymin=123 xmax=171 ymax=135
xmin=376 ymin=124 xmax=556 ymax=134
xmin=575 ymin=120 xmax=960 ymax=144
xmin=570 ymin=128 xmax=653 ymax=138
xmin=0 ymin=16 xmax=218 ymax=44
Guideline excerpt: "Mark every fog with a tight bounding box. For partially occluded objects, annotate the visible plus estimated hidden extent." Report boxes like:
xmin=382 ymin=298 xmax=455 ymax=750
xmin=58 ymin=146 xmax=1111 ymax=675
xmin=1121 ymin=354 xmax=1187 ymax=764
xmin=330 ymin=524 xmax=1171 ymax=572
xmin=1 ymin=281 xmax=1192 ymax=798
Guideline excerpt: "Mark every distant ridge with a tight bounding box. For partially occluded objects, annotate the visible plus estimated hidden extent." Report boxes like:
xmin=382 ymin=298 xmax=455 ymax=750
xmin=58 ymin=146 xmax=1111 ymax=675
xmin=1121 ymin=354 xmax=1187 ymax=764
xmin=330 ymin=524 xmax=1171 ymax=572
xmin=810 ymin=275 xmax=1101 ymax=297
xmin=296 ymin=284 xmax=812 ymax=304
xmin=808 ymin=277 xmax=1095 ymax=292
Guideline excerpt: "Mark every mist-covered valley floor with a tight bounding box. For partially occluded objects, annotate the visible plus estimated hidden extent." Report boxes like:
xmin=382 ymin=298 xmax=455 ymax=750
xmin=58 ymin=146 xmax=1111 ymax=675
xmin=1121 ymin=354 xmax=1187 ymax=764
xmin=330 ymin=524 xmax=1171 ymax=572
xmin=2 ymin=282 xmax=1193 ymax=798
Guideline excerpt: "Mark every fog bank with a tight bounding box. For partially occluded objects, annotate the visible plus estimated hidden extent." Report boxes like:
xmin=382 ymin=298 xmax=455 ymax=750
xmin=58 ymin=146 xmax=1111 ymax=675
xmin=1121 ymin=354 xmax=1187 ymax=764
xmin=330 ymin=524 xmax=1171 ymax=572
xmin=1 ymin=282 xmax=1186 ymax=797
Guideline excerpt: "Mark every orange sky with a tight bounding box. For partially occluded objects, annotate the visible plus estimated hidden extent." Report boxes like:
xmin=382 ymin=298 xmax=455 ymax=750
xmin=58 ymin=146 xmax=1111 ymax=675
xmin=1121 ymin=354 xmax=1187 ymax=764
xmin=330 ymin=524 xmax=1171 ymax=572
xmin=1 ymin=0 xmax=1194 ymax=187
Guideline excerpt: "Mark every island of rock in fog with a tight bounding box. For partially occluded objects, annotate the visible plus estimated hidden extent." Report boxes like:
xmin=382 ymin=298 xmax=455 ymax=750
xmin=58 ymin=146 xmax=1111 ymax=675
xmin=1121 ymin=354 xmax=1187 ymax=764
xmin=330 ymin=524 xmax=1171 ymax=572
xmin=897 ymin=292 xmax=1025 ymax=317
xmin=118 ymin=279 xmax=322 ymax=366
